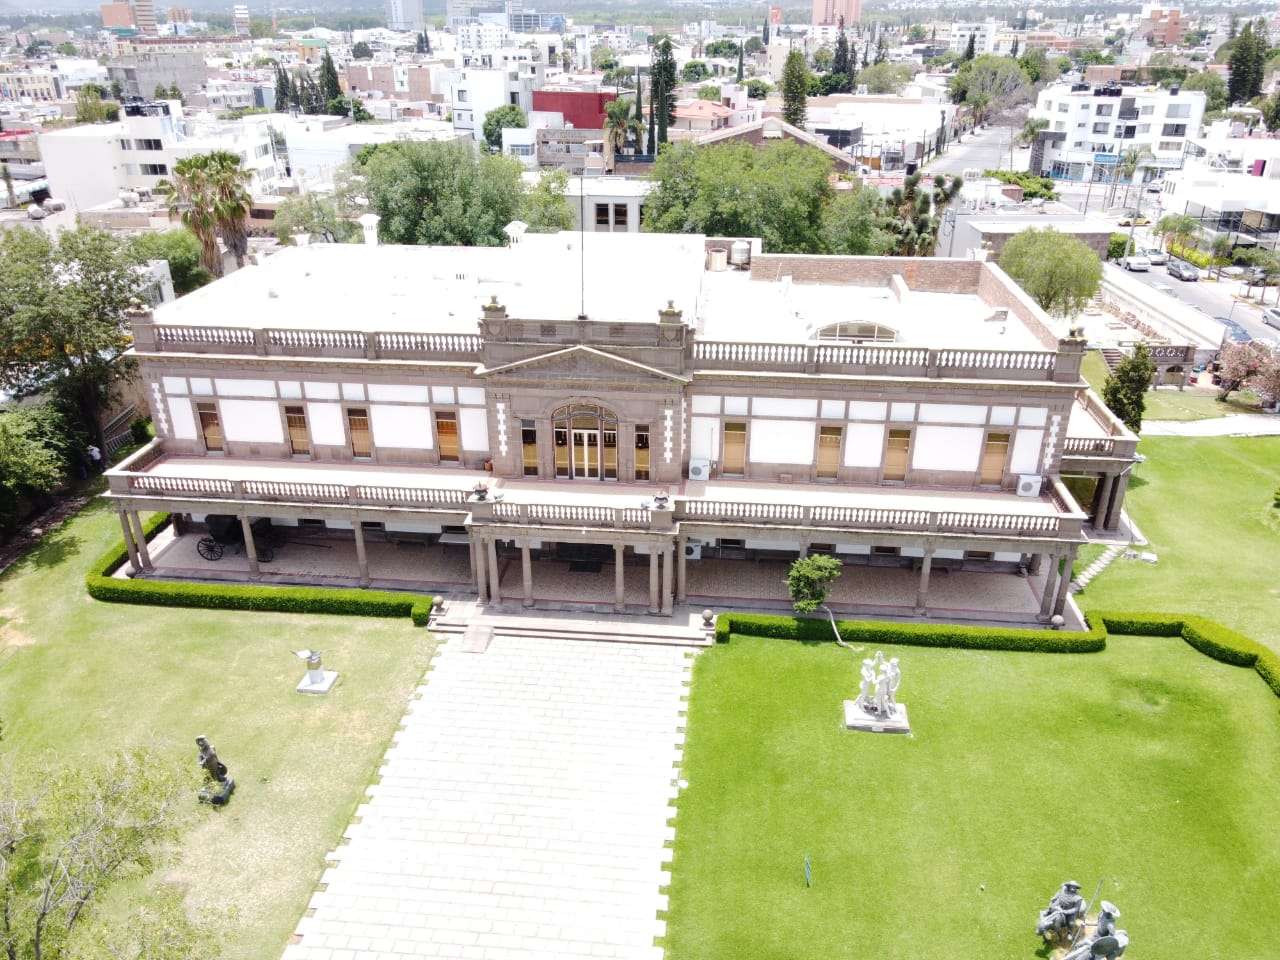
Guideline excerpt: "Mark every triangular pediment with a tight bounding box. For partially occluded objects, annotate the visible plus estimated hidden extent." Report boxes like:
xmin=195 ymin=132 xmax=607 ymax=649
xmin=479 ymin=345 xmax=690 ymax=384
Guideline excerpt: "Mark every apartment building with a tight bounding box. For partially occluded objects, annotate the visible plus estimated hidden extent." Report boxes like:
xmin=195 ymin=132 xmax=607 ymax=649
xmin=949 ymin=20 xmax=1000 ymax=56
xmin=1031 ymin=81 xmax=1206 ymax=184
xmin=104 ymin=232 xmax=1137 ymax=622
xmin=0 ymin=69 xmax=61 ymax=101
xmin=1135 ymin=5 xmax=1188 ymax=48
xmin=450 ymin=62 xmax=541 ymax=143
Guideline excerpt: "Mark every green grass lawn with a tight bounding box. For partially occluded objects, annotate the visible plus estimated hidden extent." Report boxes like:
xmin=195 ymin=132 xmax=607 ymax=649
xmin=663 ymin=634 xmax=1280 ymax=960
xmin=1080 ymin=350 xmax=1263 ymax=421
xmin=1079 ymin=436 xmax=1280 ymax=654
xmin=0 ymin=499 xmax=436 ymax=960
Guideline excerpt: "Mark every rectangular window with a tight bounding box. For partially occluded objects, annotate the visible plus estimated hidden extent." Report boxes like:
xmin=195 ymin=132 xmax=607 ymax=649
xmin=613 ymin=203 xmax=628 ymax=229
xmin=1092 ymin=122 xmax=1109 ymax=134
xmin=347 ymin=408 xmax=371 ymax=458
xmin=817 ymin=426 xmax=841 ymax=480
xmin=140 ymin=163 xmax=168 ymax=176
xmin=980 ymin=432 xmax=1010 ymax=485
xmin=634 ymin=424 xmax=650 ymax=481
xmin=197 ymin=401 xmax=223 ymax=452
xmin=603 ymin=429 xmax=617 ymax=479
xmin=1158 ymin=141 xmax=1181 ymax=151
xmin=884 ymin=429 xmax=910 ymax=482
xmin=1140 ymin=105 xmax=1154 ymax=115
xmin=521 ymin=419 xmax=538 ymax=476
xmin=285 ymin=405 xmax=309 ymax=456
xmin=1057 ymin=103 xmax=1069 ymax=113
xmin=595 ymin=203 xmax=610 ymax=227
xmin=134 ymin=138 xmax=162 ymax=150
xmin=1095 ymin=104 xmax=1113 ymax=117
xmin=435 ymin=412 xmax=459 ymax=462
xmin=1166 ymin=103 xmax=1190 ymax=118
xmin=722 ymin=422 xmax=746 ymax=476
xmin=456 ymin=89 xmax=468 ymax=102
xmin=1161 ymin=123 xmax=1186 ymax=137
xmin=554 ymin=426 xmax=569 ymax=477
xmin=119 ymin=139 xmax=132 ymax=150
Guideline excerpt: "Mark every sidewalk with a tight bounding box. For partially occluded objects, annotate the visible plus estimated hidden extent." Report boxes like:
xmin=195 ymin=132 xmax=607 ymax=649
xmin=1142 ymin=413 xmax=1280 ymax=437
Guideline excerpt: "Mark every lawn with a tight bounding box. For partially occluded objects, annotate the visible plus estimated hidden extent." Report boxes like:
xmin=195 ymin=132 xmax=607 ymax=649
xmin=0 ymin=498 xmax=436 ymax=960
xmin=662 ymin=634 xmax=1280 ymax=960
xmin=1079 ymin=436 xmax=1280 ymax=654
xmin=1080 ymin=349 xmax=1263 ymax=421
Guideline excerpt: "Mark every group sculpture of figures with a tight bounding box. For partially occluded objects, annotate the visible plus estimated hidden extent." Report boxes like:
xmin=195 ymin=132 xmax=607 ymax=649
xmin=196 ymin=735 xmax=235 ymax=806
xmin=1037 ymin=881 xmax=1129 ymax=960
xmin=856 ymin=652 xmax=902 ymax=719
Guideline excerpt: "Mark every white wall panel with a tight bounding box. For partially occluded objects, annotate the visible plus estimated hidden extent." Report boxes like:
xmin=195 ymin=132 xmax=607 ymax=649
xmin=189 ymin=377 xmax=213 ymax=396
xmin=843 ymin=422 xmax=886 ymax=467
xmin=750 ymin=420 xmax=816 ymax=464
xmin=821 ymin=399 xmax=845 ymax=418
xmin=912 ymin=426 xmax=983 ymax=472
xmin=690 ymin=395 xmax=720 ymax=414
xmin=459 ymin=407 xmax=489 ymax=452
xmin=1019 ymin=406 xmax=1048 ymax=427
xmin=919 ymin=403 xmax=987 ymax=424
xmin=386 ymin=523 xmax=443 ymax=534
xmin=935 ymin=549 xmax=965 ymax=560
xmin=996 ymin=552 xmax=1023 ymax=562
xmin=170 ymin=399 xmax=196 ymax=440
xmin=432 ymin=386 xmax=455 ymax=404
xmin=368 ymin=384 xmax=430 ymax=404
xmin=457 ymin=387 xmax=486 ymax=406
xmin=1010 ymin=429 xmax=1044 ymax=474
xmin=690 ymin=417 xmax=719 ymax=462
xmin=723 ymin=396 xmax=749 ymax=415
xmin=753 ymin=397 xmax=817 ymax=418
xmin=370 ymin=404 xmax=433 ymax=449
xmin=307 ymin=402 xmax=345 ymax=446
xmin=342 ymin=382 xmax=365 ymax=401
xmin=849 ymin=401 xmax=887 ymax=421
xmin=215 ymin=378 xmax=275 ymax=398
xmin=890 ymin=402 xmax=916 ymax=421
xmin=990 ymin=405 xmax=1016 ymax=426
xmin=221 ymin=400 xmax=284 ymax=443
xmin=279 ymin=380 xmax=302 ymax=399
xmin=305 ymin=382 xmax=340 ymax=400
xmin=746 ymin=539 xmax=800 ymax=551
xmin=326 ymin=519 xmax=353 ymax=530
xmin=837 ymin=544 xmax=871 ymax=554
xmin=162 ymin=376 xmax=186 ymax=395
xmin=901 ymin=546 xmax=925 ymax=558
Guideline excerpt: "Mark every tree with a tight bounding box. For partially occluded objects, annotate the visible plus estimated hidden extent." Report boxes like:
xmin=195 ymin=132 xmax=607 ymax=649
xmin=2 ymin=164 xmax=14 ymax=209
xmin=651 ymin=37 xmax=677 ymax=145
xmin=786 ymin=553 xmax=843 ymax=613
xmin=1019 ymin=116 xmax=1049 ymax=144
xmin=962 ymin=33 xmax=976 ymax=62
xmin=75 ymin=85 xmax=113 ymax=124
xmin=762 ymin=22 xmax=770 ymax=47
xmin=781 ymin=50 xmax=809 ymax=128
xmin=858 ymin=62 xmax=913 ymax=94
xmin=356 ymin=140 xmax=526 ymax=246
xmin=833 ymin=24 xmax=851 ymax=77
xmin=1154 ymin=213 xmax=1199 ymax=254
xmin=681 ymin=60 xmax=709 ymax=83
xmin=949 ymin=55 xmax=1031 ymax=126
xmin=482 ymin=104 xmax=527 ymax=151
xmin=131 ymin=229 xmax=214 ymax=295
xmin=704 ymin=39 xmax=739 ymax=59
xmin=1102 ymin=343 xmax=1156 ymax=432
xmin=821 ymin=183 xmax=890 ymax=256
xmin=697 ymin=85 xmax=721 ymax=101
xmin=737 ymin=43 xmax=744 ymax=83
xmin=811 ymin=46 xmax=834 ymax=73
xmin=327 ymin=96 xmax=372 ymax=121
xmin=416 ymin=31 xmax=428 ymax=54
xmin=0 ymin=403 xmax=76 ymax=534
xmin=745 ymin=36 xmax=764 ymax=55
xmin=633 ymin=70 xmax=646 ymax=154
xmin=0 ymin=748 xmax=191 ymax=960
xmin=878 ymin=172 xmax=964 ymax=257
xmin=644 ymin=140 xmax=834 ymax=254
xmin=351 ymin=40 xmax=373 ymax=60
xmin=1215 ymin=339 xmax=1271 ymax=400
xmin=163 ymin=150 xmax=253 ymax=277
xmin=1227 ymin=22 xmax=1261 ymax=104
xmin=998 ymin=228 xmax=1103 ymax=317
xmin=520 ymin=169 xmax=575 ymax=233
xmin=271 ymin=192 xmax=355 ymax=244
xmin=745 ymin=78 xmax=772 ymax=99
xmin=1210 ymin=233 xmax=1234 ymax=280
xmin=318 ymin=50 xmax=342 ymax=103
xmin=0 ymin=227 xmax=143 ymax=453
xmin=273 ymin=62 xmax=296 ymax=111
xmin=603 ymin=96 xmax=639 ymax=168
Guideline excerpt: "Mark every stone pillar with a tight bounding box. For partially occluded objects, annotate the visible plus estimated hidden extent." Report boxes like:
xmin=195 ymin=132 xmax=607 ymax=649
xmin=521 ymin=541 xmax=534 ymax=608
xmin=487 ymin=537 xmax=501 ymax=604
xmin=239 ymin=514 xmax=261 ymax=577
xmin=118 ymin=509 xmax=141 ymax=574
xmin=1053 ymin=553 xmax=1075 ymax=616
xmin=352 ymin=519 xmax=370 ymax=586
xmin=661 ymin=542 xmax=674 ymax=616
xmin=1094 ymin=472 xmax=1116 ymax=530
xmin=648 ymin=548 xmax=660 ymax=615
xmin=130 ymin=510 xmax=153 ymax=571
xmin=474 ymin=536 xmax=488 ymax=601
xmin=676 ymin=536 xmax=688 ymax=603
xmin=1039 ymin=553 xmax=1060 ymax=619
xmin=1028 ymin=552 xmax=1044 ymax=576
xmin=914 ymin=548 xmax=934 ymax=614
xmin=614 ymin=542 xmax=626 ymax=613
xmin=1104 ymin=471 xmax=1132 ymax=532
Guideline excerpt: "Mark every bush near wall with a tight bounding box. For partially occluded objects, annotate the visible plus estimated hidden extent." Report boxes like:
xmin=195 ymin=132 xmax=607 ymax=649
xmin=1168 ymin=242 xmax=1213 ymax=269
xmin=86 ymin=517 xmax=434 ymax=626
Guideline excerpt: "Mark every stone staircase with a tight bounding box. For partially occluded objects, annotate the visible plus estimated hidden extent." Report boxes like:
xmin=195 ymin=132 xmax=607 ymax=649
xmin=1070 ymin=544 xmax=1125 ymax=594
xmin=1100 ymin=347 xmax=1126 ymax=373
xmin=428 ymin=605 xmax=713 ymax=648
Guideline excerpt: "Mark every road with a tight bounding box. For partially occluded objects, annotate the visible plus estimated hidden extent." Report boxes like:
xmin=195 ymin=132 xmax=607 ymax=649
xmin=927 ymin=126 xmax=1030 ymax=177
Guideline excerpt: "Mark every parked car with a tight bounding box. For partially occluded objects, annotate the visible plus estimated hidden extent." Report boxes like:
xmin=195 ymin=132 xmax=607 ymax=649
xmin=1215 ymin=317 xmax=1252 ymax=342
xmin=1142 ymin=247 xmax=1168 ymax=265
xmin=1118 ymin=214 xmax=1150 ymax=226
xmin=1264 ymin=307 xmax=1280 ymax=327
xmin=1167 ymin=259 xmax=1200 ymax=281
xmin=1122 ymin=254 xmax=1151 ymax=271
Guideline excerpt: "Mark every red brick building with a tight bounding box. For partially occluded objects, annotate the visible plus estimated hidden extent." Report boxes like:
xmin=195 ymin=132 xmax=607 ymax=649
xmin=532 ymin=90 xmax=616 ymax=131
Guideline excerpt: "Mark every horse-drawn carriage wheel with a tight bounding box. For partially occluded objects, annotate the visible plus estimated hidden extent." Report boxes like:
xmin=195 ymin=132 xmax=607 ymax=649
xmin=258 ymin=546 xmax=274 ymax=564
xmin=197 ymin=537 xmax=224 ymax=561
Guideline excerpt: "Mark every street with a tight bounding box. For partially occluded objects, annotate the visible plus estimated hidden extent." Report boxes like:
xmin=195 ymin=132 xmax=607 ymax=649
xmin=927 ymin=126 xmax=1030 ymax=177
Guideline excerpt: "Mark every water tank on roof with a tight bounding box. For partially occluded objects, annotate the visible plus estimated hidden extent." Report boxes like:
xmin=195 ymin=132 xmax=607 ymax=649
xmin=729 ymin=240 xmax=751 ymax=269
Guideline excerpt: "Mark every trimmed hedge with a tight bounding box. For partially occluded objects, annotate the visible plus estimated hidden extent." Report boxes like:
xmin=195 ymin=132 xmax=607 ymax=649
xmin=86 ymin=515 xmax=434 ymax=626
xmin=711 ymin=612 xmax=1106 ymax=653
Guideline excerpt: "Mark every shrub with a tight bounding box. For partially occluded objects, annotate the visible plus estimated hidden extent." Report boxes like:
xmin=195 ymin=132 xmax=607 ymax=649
xmin=1108 ymin=233 xmax=1130 ymax=261
xmin=130 ymin=417 xmax=151 ymax=444
xmin=1168 ymin=241 xmax=1211 ymax=268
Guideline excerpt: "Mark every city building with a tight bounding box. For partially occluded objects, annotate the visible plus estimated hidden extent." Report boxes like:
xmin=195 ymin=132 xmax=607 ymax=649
xmin=1135 ymin=5 xmax=1188 ymax=48
xmin=1160 ymin=133 xmax=1280 ymax=251
xmin=386 ymin=0 xmax=424 ymax=34
xmin=232 ymin=4 xmax=250 ymax=36
xmin=531 ymin=89 xmax=615 ymax=130
xmin=134 ymin=0 xmax=158 ymax=37
xmin=106 ymin=49 xmax=208 ymax=99
xmin=811 ymin=0 xmax=861 ymax=26
xmin=0 ymin=69 xmax=61 ymax=102
xmin=104 ymin=231 xmax=1137 ymax=623
xmin=949 ymin=20 xmax=1000 ymax=56
xmin=1030 ymin=81 xmax=1206 ymax=184
xmin=101 ymin=2 xmax=137 ymax=30
xmin=449 ymin=62 xmax=542 ymax=143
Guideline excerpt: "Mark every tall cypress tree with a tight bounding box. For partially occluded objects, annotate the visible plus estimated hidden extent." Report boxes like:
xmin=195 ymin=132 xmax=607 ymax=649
xmin=654 ymin=37 xmax=676 ymax=145
xmin=318 ymin=50 xmax=341 ymax=104
xmin=1228 ymin=23 xmax=1257 ymax=104
xmin=763 ymin=22 xmax=770 ymax=46
xmin=781 ymin=49 xmax=809 ymax=128
xmin=737 ymin=43 xmax=744 ymax=83
xmin=635 ymin=67 xmax=646 ymax=153
xmin=647 ymin=49 xmax=658 ymax=152
xmin=833 ymin=19 xmax=850 ymax=77
xmin=962 ymin=33 xmax=976 ymax=62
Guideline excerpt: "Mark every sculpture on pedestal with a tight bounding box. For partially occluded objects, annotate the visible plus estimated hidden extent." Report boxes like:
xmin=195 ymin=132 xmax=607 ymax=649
xmin=856 ymin=651 xmax=902 ymax=720
xmin=1037 ymin=880 xmax=1087 ymax=941
xmin=196 ymin=735 xmax=235 ymax=806
xmin=1062 ymin=901 xmax=1129 ymax=960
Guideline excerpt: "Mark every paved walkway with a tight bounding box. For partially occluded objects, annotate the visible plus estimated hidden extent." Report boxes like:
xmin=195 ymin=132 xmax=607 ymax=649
xmin=282 ymin=634 xmax=693 ymax=960
xmin=1142 ymin=413 xmax=1280 ymax=437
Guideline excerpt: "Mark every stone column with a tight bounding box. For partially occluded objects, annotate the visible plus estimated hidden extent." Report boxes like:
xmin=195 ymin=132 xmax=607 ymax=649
xmin=118 ymin=509 xmax=141 ymax=574
xmin=487 ymin=537 xmax=501 ymax=604
xmin=1053 ymin=553 xmax=1075 ymax=616
xmin=648 ymin=547 xmax=660 ymax=615
xmin=661 ymin=541 xmax=674 ymax=616
xmin=914 ymin=548 xmax=934 ymax=614
xmin=239 ymin=514 xmax=260 ymax=578
xmin=1039 ymin=552 xmax=1060 ymax=619
xmin=614 ymin=542 xmax=626 ymax=613
xmin=1028 ymin=552 xmax=1044 ymax=576
xmin=1104 ymin=471 xmax=1132 ymax=532
xmin=352 ymin=519 xmax=370 ymax=586
xmin=676 ymin=536 xmax=688 ymax=603
xmin=130 ymin=510 xmax=153 ymax=571
xmin=1094 ymin=472 xmax=1116 ymax=530
xmin=473 ymin=536 xmax=488 ymax=601
xmin=521 ymin=541 xmax=534 ymax=608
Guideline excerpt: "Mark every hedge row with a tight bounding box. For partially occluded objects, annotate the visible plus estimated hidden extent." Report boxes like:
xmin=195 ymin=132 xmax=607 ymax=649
xmin=712 ymin=612 xmax=1106 ymax=653
xmin=85 ymin=516 xmax=435 ymax=626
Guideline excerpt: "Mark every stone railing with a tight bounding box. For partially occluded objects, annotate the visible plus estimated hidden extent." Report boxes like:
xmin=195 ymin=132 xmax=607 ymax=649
xmin=111 ymin=472 xmax=472 ymax=511
xmin=1062 ymin=437 xmax=1116 ymax=456
xmin=489 ymin=502 xmax=653 ymax=528
xmin=693 ymin=341 xmax=1060 ymax=381
xmin=137 ymin=322 xmax=483 ymax=363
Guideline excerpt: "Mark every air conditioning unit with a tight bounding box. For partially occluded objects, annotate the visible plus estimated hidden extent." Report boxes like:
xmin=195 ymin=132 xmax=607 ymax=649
xmin=684 ymin=542 xmax=703 ymax=560
xmin=688 ymin=459 xmax=711 ymax=481
xmin=1016 ymin=474 xmax=1043 ymax=498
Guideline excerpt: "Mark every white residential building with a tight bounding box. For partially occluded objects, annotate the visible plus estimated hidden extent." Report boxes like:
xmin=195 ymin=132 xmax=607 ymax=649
xmin=456 ymin=19 xmax=507 ymax=50
xmin=386 ymin=0 xmax=424 ymax=33
xmin=450 ymin=63 xmax=541 ymax=143
xmin=1160 ymin=134 xmax=1280 ymax=250
xmin=949 ymin=20 xmax=1000 ymax=57
xmin=1030 ymin=81 xmax=1206 ymax=185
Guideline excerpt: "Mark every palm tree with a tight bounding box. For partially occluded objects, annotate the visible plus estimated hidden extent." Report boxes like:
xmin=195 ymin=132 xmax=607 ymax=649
xmin=603 ymin=97 xmax=639 ymax=172
xmin=162 ymin=151 xmax=253 ymax=277
xmin=1112 ymin=146 xmax=1153 ymax=209
xmin=1154 ymin=213 xmax=1199 ymax=257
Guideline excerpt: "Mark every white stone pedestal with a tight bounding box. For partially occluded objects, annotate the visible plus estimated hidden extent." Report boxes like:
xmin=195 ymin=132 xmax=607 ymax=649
xmin=843 ymin=700 xmax=910 ymax=734
xmin=297 ymin=669 xmax=339 ymax=694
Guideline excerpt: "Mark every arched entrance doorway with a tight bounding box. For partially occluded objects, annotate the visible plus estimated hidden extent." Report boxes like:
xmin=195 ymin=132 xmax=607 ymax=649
xmin=552 ymin=403 xmax=618 ymax=480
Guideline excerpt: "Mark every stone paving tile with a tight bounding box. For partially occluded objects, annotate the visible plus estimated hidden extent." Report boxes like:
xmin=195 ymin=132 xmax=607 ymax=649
xmin=281 ymin=635 xmax=692 ymax=960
